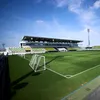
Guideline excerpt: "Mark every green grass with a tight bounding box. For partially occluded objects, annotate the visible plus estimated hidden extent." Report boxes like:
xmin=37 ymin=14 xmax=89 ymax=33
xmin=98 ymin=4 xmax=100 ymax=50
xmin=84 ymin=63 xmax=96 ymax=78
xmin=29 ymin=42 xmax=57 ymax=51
xmin=26 ymin=51 xmax=100 ymax=75
xmin=9 ymin=51 xmax=100 ymax=100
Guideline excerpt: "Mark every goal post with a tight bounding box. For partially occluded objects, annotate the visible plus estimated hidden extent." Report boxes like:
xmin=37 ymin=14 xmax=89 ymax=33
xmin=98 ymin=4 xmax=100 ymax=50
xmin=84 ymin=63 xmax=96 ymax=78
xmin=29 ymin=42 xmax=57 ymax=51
xmin=29 ymin=54 xmax=46 ymax=72
xmin=18 ymin=53 xmax=25 ymax=58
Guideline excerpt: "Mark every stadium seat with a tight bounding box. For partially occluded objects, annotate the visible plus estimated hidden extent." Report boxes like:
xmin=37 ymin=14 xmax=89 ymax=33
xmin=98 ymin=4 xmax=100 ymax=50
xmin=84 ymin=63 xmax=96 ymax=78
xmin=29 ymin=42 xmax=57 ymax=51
xmin=45 ymin=48 xmax=56 ymax=51
xmin=24 ymin=47 xmax=32 ymax=52
xmin=67 ymin=47 xmax=77 ymax=51
xmin=92 ymin=46 xmax=100 ymax=49
xmin=9 ymin=47 xmax=25 ymax=53
xmin=32 ymin=48 xmax=46 ymax=53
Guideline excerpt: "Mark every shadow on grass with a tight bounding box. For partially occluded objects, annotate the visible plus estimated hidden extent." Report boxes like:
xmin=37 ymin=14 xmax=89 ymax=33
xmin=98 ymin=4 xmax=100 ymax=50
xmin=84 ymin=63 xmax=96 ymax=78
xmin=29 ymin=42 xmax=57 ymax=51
xmin=13 ymin=82 xmax=28 ymax=90
xmin=10 ymin=89 xmax=16 ymax=99
xmin=10 ymin=56 xmax=65 ymax=99
xmin=11 ymin=56 xmax=63 ymax=87
xmin=45 ymin=56 xmax=64 ymax=65
xmin=32 ymin=72 xmax=41 ymax=76
xmin=11 ymin=82 xmax=28 ymax=98
xmin=11 ymin=70 xmax=34 ymax=86
xmin=10 ymin=70 xmax=34 ymax=98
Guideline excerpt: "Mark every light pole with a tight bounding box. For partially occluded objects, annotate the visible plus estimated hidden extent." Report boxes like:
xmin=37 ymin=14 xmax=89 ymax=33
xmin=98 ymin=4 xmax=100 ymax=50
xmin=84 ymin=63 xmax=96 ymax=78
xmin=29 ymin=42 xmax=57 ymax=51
xmin=87 ymin=29 xmax=90 ymax=47
xmin=2 ymin=43 xmax=5 ymax=49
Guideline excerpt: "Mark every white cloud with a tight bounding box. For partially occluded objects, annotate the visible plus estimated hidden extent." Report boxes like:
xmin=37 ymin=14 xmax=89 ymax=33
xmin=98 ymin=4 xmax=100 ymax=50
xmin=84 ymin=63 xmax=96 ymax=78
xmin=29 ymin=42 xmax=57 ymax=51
xmin=67 ymin=0 xmax=83 ymax=14
xmin=54 ymin=0 xmax=99 ymax=30
xmin=36 ymin=20 xmax=44 ymax=23
xmin=54 ymin=0 xmax=68 ymax=7
xmin=54 ymin=0 xmax=83 ymax=13
xmin=53 ymin=0 xmax=99 ymax=26
xmin=93 ymin=0 xmax=100 ymax=9
xmin=67 ymin=1 xmax=97 ymax=27
xmin=79 ymin=10 xmax=97 ymax=26
xmin=54 ymin=0 xmax=94 ymax=25
xmin=36 ymin=0 xmax=100 ymax=33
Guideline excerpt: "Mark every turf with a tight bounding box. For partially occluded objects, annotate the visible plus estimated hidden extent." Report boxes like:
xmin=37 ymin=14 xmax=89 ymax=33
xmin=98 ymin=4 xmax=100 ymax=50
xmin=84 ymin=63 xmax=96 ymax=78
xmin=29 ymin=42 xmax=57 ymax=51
xmin=9 ymin=51 xmax=100 ymax=100
xmin=26 ymin=51 xmax=100 ymax=75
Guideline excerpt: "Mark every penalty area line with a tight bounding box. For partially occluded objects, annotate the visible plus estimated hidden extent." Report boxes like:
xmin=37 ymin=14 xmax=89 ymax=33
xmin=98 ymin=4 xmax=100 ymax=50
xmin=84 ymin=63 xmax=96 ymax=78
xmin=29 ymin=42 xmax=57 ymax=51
xmin=47 ymin=68 xmax=67 ymax=78
xmin=67 ymin=64 xmax=100 ymax=79
xmin=18 ymin=55 xmax=67 ymax=78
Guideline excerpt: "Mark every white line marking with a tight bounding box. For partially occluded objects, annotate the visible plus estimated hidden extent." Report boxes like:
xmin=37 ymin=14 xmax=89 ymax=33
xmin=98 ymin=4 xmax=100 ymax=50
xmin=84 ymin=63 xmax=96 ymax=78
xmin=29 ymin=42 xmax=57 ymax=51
xmin=18 ymin=55 xmax=67 ymax=78
xmin=46 ymin=68 xmax=67 ymax=78
xmin=65 ymin=75 xmax=72 ymax=76
xmin=18 ymin=55 xmax=100 ymax=79
xmin=68 ymin=64 xmax=100 ymax=78
xmin=65 ymin=75 xmax=72 ymax=78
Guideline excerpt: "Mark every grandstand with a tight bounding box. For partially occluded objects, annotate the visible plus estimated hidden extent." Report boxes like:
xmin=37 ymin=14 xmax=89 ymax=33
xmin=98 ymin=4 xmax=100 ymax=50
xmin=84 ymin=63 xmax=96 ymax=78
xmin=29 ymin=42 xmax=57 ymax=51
xmin=19 ymin=36 xmax=82 ymax=53
xmin=9 ymin=47 xmax=25 ymax=54
xmin=32 ymin=48 xmax=46 ymax=53
xmin=92 ymin=46 xmax=100 ymax=50
xmin=6 ymin=36 xmax=82 ymax=55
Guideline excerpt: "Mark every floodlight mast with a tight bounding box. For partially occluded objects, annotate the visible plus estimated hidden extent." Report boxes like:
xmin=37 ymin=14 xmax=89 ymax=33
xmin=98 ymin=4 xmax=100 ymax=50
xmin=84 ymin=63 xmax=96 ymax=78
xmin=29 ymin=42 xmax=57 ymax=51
xmin=87 ymin=29 xmax=90 ymax=47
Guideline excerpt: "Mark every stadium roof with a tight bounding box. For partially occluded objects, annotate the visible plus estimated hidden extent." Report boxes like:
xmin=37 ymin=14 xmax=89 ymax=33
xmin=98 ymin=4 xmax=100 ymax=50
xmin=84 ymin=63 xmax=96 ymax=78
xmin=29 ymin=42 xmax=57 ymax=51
xmin=22 ymin=36 xmax=82 ymax=43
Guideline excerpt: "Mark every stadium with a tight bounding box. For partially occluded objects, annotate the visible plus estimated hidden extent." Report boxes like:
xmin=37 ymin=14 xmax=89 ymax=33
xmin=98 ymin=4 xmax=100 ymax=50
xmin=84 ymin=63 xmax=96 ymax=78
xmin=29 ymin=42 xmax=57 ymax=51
xmin=1 ymin=36 xmax=100 ymax=100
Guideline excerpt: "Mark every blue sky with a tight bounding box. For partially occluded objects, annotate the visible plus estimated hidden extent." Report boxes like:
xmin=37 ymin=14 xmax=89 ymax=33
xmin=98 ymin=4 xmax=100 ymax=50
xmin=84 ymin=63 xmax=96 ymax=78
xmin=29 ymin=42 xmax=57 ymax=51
xmin=0 ymin=0 xmax=100 ymax=47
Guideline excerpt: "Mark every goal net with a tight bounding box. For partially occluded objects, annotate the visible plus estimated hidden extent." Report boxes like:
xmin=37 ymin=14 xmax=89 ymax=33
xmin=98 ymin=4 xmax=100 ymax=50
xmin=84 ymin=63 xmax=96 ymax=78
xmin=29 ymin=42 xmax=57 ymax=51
xmin=29 ymin=54 xmax=46 ymax=72
xmin=18 ymin=53 xmax=25 ymax=58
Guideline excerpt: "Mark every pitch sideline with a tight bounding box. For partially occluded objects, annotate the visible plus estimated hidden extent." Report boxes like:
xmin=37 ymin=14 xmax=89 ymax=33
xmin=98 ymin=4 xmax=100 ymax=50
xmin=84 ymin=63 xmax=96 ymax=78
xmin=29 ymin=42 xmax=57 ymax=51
xmin=47 ymin=63 xmax=100 ymax=79
xmin=47 ymin=68 xmax=67 ymax=78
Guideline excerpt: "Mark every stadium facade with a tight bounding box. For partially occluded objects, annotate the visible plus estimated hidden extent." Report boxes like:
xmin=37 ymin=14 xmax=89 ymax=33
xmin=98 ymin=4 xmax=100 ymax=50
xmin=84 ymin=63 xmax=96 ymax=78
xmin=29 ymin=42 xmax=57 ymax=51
xmin=20 ymin=36 xmax=82 ymax=48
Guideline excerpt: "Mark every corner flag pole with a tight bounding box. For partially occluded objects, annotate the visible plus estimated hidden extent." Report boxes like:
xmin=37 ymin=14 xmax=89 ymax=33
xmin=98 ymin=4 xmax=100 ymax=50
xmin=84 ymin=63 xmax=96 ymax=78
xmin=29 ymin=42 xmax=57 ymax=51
xmin=87 ymin=29 xmax=90 ymax=47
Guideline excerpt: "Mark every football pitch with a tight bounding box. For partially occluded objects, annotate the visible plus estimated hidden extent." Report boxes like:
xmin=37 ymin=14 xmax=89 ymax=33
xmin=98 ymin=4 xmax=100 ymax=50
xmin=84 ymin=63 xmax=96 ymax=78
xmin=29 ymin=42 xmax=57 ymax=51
xmin=9 ymin=51 xmax=100 ymax=100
